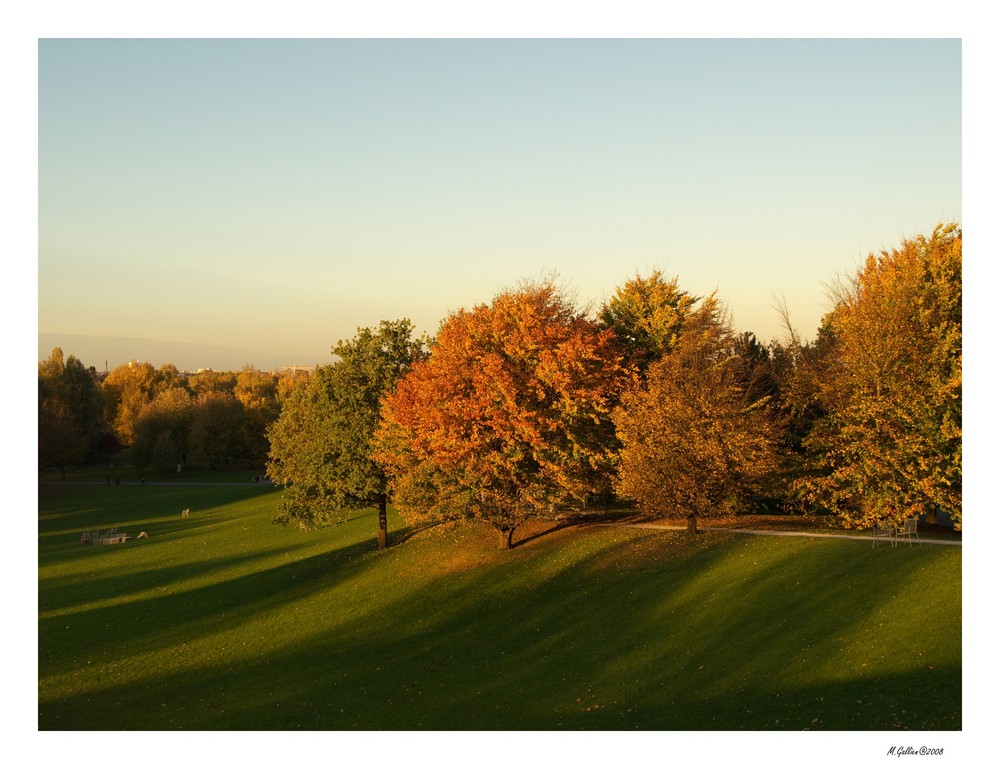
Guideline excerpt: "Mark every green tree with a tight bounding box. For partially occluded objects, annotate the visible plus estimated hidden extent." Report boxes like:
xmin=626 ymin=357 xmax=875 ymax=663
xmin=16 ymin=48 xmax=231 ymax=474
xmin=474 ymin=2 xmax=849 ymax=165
xmin=266 ymin=320 xmax=427 ymax=548
xmin=598 ymin=270 xmax=697 ymax=375
xmin=38 ymin=348 xmax=106 ymax=475
xmin=793 ymin=224 xmax=962 ymax=528
xmin=38 ymin=404 xmax=90 ymax=477
xmin=613 ymin=297 xmax=784 ymax=532
xmin=188 ymin=390 xmax=249 ymax=470
xmin=130 ymin=387 xmax=194 ymax=471
xmin=374 ymin=282 xmax=631 ymax=549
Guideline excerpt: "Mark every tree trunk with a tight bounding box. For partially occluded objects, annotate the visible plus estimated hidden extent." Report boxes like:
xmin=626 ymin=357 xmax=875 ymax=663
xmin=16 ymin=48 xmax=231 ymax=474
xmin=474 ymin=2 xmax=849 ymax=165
xmin=377 ymin=494 xmax=388 ymax=550
xmin=498 ymin=527 xmax=515 ymax=550
xmin=687 ymin=513 xmax=699 ymax=535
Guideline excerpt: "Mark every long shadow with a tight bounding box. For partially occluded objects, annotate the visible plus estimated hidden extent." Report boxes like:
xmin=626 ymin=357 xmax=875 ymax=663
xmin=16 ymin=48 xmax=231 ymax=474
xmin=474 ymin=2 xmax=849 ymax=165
xmin=388 ymin=520 xmax=448 ymax=546
xmin=511 ymin=521 xmax=579 ymax=548
xmin=38 ymin=527 xmax=389 ymax=680
xmin=39 ymin=515 xmax=232 ymax=566
xmin=508 ymin=507 xmax=643 ymax=548
xmin=38 ymin=524 xmax=961 ymax=730
xmin=39 ymin=542 xmax=311 ymax=613
xmin=39 ymin=541 xmax=384 ymax=648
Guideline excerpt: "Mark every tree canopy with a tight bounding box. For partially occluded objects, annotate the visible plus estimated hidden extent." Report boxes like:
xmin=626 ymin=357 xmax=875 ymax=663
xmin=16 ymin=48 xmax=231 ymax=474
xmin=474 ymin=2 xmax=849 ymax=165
xmin=613 ymin=297 xmax=784 ymax=530
xmin=374 ymin=281 xmax=632 ymax=549
xmin=598 ymin=270 xmax=697 ymax=375
xmin=266 ymin=319 xmax=427 ymax=547
xmin=102 ymin=361 xmax=162 ymax=445
xmin=188 ymin=390 xmax=248 ymax=470
xmin=39 ymin=224 xmax=962 ymax=538
xmin=790 ymin=224 xmax=962 ymax=527
xmin=130 ymin=386 xmax=194 ymax=471
xmin=38 ymin=348 xmax=105 ymax=475
xmin=235 ymin=366 xmax=282 ymax=460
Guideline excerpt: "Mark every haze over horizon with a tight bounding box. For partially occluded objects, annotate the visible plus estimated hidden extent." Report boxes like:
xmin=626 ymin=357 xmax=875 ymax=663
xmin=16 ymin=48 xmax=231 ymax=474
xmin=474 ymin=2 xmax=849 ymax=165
xmin=38 ymin=39 xmax=961 ymax=370
xmin=37 ymin=331 xmax=324 ymax=373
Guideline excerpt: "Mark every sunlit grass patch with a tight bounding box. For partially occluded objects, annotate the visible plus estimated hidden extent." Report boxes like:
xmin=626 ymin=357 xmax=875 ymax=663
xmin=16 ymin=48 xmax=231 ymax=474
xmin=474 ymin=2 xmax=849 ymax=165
xmin=39 ymin=484 xmax=960 ymax=730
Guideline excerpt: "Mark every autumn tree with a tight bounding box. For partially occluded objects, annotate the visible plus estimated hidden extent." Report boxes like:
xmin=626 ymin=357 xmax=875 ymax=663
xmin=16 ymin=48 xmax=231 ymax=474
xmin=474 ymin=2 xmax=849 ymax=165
xmin=613 ymin=297 xmax=784 ymax=532
xmin=598 ymin=270 xmax=697 ymax=375
xmin=188 ymin=390 xmax=249 ymax=470
xmin=156 ymin=363 xmax=188 ymax=394
xmin=276 ymin=368 xmax=311 ymax=404
xmin=792 ymin=224 xmax=962 ymax=528
xmin=38 ymin=346 xmax=66 ymax=382
xmin=767 ymin=305 xmax=841 ymax=510
xmin=733 ymin=331 xmax=779 ymax=404
xmin=130 ymin=387 xmax=195 ymax=471
xmin=188 ymin=369 xmax=237 ymax=397
xmin=266 ymin=320 xmax=427 ymax=548
xmin=234 ymin=367 xmax=281 ymax=462
xmin=102 ymin=360 xmax=161 ymax=445
xmin=374 ymin=282 xmax=632 ymax=550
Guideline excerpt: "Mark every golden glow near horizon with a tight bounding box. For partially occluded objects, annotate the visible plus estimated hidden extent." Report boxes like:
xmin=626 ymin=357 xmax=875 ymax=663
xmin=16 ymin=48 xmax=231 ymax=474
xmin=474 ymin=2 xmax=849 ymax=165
xmin=38 ymin=39 xmax=960 ymax=371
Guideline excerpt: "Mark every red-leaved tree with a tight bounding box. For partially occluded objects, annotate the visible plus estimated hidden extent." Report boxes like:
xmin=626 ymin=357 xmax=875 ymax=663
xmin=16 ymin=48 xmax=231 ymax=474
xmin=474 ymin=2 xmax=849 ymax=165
xmin=374 ymin=281 xmax=632 ymax=549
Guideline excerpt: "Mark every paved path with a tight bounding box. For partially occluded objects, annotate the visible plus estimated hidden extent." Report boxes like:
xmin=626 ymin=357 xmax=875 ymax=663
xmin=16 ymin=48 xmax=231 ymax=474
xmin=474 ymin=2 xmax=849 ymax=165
xmin=606 ymin=521 xmax=962 ymax=546
xmin=41 ymin=480 xmax=962 ymax=547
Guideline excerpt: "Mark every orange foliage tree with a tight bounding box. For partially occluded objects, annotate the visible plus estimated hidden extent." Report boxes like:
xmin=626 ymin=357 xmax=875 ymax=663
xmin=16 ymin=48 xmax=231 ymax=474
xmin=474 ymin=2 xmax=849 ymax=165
xmin=792 ymin=224 xmax=962 ymax=527
xmin=613 ymin=297 xmax=784 ymax=531
xmin=102 ymin=360 xmax=161 ymax=445
xmin=374 ymin=282 xmax=632 ymax=549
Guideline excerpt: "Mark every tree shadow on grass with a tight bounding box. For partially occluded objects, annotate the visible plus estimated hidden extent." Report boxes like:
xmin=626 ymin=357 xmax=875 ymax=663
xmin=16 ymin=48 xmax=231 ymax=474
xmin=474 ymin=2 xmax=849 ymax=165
xmin=38 ymin=530 xmax=388 ymax=680
xmin=388 ymin=520 xmax=448 ymax=547
xmin=511 ymin=520 xmax=580 ymax=548
xmin=40 ymin=525 xmax=960 ymax=731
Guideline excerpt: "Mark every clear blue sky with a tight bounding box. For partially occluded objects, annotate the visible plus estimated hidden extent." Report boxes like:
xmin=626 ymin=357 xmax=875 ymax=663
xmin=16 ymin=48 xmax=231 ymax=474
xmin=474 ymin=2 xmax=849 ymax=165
xmin=38 ymin=38 xmax=960 ymax=369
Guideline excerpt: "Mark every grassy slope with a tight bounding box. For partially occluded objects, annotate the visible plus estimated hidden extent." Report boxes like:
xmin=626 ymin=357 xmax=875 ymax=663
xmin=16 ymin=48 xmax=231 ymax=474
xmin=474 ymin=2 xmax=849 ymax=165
xmin=38 ymin=483 xmax=961 ymax=730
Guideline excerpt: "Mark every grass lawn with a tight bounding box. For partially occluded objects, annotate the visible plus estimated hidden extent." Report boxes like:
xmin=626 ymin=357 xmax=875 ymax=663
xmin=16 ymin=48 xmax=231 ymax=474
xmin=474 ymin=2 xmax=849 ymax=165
xmin=38 ymin=482 xmax=961 ymax=730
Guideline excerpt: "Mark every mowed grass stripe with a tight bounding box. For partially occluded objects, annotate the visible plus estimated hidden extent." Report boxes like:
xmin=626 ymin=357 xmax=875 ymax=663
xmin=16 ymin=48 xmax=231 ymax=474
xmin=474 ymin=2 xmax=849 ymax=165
xmin=38 ymin=484 xmax=960 ymax=730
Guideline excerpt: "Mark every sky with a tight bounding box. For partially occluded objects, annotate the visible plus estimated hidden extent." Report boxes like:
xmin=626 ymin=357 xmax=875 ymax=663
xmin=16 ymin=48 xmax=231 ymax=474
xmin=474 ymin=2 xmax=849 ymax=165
xmin=37 ymin=37 xmax=961 ymax=371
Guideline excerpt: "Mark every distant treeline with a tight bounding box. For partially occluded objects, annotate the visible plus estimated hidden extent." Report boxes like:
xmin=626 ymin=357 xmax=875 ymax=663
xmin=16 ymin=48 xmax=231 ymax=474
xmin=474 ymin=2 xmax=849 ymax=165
xmin=38 ymin=357 xmax=309 ymax=476
xmin=40 ymin=224 xmax=961 ymax=537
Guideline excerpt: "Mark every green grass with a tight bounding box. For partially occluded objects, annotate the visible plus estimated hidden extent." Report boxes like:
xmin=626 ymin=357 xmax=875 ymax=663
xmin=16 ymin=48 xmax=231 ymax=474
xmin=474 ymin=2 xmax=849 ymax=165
xmin=38 ymin=483 xmax=961 ymax=730
xmin=40 ymin=462 xmax=268 ymax=485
